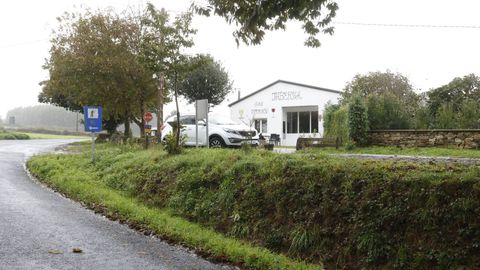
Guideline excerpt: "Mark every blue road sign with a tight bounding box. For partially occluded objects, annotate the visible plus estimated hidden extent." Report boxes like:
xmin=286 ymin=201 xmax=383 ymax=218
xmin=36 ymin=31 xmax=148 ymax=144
xmin=83 ymin=106 xmax=103 ymax=132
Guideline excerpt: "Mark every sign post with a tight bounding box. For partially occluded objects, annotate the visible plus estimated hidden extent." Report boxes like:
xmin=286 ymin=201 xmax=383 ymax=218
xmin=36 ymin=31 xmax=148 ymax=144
xmin=83 ymin=106 xmax=103 ymax=163
xmin=195 ymin=99 xmax=208 ymax=147
xmin=143 ymin=112 xmax=153 ymax=149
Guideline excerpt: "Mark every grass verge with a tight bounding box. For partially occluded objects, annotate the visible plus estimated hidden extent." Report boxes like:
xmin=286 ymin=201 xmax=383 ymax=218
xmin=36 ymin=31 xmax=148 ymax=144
xmin=0 ymin=130 xmax=30 ymax=140
xmin=27 ymin=146 xmax=322 ymax=270
xmin=23 ymin=132 xmax=88 ymax=139
xmin=306 ymin=145 xmax=480 ymax=158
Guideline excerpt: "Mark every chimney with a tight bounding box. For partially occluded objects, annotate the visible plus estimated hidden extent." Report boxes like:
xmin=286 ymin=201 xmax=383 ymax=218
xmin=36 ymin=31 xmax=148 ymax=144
xmin=237 ymin=90 xmax=241 ymax=100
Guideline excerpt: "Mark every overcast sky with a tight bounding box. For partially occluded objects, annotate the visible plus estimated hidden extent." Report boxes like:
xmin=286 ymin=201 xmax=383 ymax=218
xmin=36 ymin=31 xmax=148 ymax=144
xmin=1 ymin=0 xmax=480 ymax=119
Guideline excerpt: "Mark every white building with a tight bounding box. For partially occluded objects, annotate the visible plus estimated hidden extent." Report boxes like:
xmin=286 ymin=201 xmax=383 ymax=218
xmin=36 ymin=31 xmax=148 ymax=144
xmin=229 ymin=80 xmax=341 ymax=146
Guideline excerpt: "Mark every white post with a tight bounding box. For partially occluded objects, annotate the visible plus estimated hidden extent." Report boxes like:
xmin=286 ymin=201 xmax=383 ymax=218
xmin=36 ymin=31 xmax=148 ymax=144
xmin=206 ymin=104 xmax=209 ymax=148
xmin=195 ymin=101 xmax=199 ymax=148
xmin=91 ymin=132 xmax=96 ymax=163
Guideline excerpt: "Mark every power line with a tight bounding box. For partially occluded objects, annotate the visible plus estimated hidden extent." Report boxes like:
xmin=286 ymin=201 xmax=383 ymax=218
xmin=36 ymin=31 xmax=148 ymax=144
xmin=333 ymin=21 xmax=480 ymax=29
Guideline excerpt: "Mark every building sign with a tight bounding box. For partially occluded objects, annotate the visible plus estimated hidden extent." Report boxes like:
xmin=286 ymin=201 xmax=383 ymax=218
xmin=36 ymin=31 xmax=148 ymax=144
xmin=272 ymin=91 xmax=302 ymax=101
xmin=251 ymin=108 xmax=268 ymax=115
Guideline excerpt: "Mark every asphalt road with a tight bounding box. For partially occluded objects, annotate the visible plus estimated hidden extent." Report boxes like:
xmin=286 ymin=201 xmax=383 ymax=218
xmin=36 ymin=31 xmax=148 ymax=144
xmin=0 ymin=139 xmax=230 ymax=270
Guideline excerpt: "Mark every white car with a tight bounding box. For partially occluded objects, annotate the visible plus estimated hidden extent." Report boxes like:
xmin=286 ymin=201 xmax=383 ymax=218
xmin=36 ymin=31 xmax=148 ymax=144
xmin=158 ymin=114 xmax=258 ymax=148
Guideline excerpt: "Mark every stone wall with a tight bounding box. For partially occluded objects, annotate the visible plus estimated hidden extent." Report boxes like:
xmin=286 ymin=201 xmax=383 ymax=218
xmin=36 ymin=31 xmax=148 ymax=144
xmin=368 ymin=130 xmax=480 ymax=149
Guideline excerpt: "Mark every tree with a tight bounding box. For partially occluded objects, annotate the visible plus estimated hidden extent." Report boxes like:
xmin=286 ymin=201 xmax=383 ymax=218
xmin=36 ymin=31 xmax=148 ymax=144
xmin=39 ymin=5 xmax=196 ymax=139
xmin=365 ymin=92 xmax=411 ymax=130
xmin=323 ymin=103 xmax=349 ymax=143
xmin=342 ymin=71 xmax=420 ymax=130
xmin=179 ymin=54 xmax=232 ymax=105
xmin=426 ymin=74 xmax=480 ymax=117
xmin=348 ymin=95 xmax=369 ymax=146
xmin=39 ymin=10 xmax=157 ymax=137
xmin=193 ymin=0 xmax=338 ymax=47
xmin=140 ymin=3 xmax=196 ymax=141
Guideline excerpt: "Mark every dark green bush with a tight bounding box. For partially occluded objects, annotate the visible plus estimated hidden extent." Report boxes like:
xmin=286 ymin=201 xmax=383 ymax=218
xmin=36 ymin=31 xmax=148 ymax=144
xmin=91 ymin=148 xmax=480 ymax=269
xmin=348 ymin=96 xmax=369 ymax=145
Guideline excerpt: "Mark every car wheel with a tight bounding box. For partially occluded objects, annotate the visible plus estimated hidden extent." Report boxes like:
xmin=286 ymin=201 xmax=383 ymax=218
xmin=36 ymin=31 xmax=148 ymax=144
xmin=209 ymin=136 xmax=225 ymax=148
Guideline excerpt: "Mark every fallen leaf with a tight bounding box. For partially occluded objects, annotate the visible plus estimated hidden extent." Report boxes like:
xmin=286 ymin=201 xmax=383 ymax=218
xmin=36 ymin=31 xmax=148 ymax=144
xmin=48 ymin=249 xmax=63 ymax=254
xmin=72 ymin=248 xmax=83 ymax=253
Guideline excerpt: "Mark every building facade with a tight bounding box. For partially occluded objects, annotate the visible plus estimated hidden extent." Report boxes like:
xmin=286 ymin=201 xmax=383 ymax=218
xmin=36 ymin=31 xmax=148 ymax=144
xmin=229 ymin=80 xmax=342 ymax=146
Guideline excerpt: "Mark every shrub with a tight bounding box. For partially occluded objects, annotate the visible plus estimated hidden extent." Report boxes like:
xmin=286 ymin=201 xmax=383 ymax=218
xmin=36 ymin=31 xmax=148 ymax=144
xmin=163 ymin=132 xmax=186 ymax=154
xmin=366 ymin=92 xmax=411 ymax=130
xmin=323 ymin=104 xmax=348 ymax=143
xmin=348 ymin=95 xmax=369 ymax=145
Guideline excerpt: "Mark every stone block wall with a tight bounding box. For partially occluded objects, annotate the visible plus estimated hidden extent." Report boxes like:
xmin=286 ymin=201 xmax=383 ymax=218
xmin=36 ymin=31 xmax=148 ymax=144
xmin=368 ymin=130 xmax=480 ymax=149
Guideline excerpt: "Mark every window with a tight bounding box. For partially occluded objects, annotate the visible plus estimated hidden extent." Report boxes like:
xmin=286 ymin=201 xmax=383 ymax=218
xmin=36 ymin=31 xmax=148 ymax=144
xmin=287 ymin=112 xmax=298 ymax=133
xmin=299 ymin=112 xmax=310 ymax=133
xmin=254 ymin=119 xmax=267 ymax=133
xmin=311 ymin=112 xmax=319 ymax=133
xmin=180 ymin=115 xmax=195 ymax=125
xmin=286 ymin=111 xmax=318 ymax=134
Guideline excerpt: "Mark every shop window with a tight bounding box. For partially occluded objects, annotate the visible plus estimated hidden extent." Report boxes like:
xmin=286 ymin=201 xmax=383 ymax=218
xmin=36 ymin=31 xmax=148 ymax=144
xmin=254 ymin=119 xmax=268 ymax=133
xmin=286 ymin=111 xmax=318 ymax=134
xmin=311 ymin=111 xmax=319 ymax=133
xmin=299 ymin=112 xmax=310 ymax=133
xmin=287 ymin=112 xmax=298 ymax=133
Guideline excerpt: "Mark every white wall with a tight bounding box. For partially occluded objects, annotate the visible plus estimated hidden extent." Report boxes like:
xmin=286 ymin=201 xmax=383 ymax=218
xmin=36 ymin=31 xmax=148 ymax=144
xmin=230 ymin=81 xmax=341 ymax=146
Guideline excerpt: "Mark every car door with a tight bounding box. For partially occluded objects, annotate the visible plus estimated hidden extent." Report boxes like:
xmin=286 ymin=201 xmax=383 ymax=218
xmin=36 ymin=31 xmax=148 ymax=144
xmin=196 ymin=119 xmax=207 ymax=146
xmin=180 ymin=115 xmax=196 ymax=145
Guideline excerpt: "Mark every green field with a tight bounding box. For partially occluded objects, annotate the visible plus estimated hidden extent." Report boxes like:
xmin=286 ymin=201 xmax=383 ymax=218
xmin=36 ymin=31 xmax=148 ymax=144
xmin=23 ymin=132 xmax=89 ymax=140
xmin=304 ymin=145 xmax=480 ymax=158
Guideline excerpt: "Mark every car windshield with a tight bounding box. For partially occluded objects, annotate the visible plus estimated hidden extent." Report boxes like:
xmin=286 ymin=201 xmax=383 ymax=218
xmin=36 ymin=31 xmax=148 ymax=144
xmin=209 ymin=115 xmax=238 ymax=125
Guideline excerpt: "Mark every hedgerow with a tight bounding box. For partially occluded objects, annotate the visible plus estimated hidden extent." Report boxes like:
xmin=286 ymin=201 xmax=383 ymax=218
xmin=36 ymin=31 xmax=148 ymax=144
xmin=30 ymin=144 xmax=480 ymax=269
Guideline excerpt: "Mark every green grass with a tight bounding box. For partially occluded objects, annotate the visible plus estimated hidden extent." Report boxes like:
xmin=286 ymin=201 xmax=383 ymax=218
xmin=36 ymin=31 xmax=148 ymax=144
xmin=0 ymin=130 xmax=30 ymax=140
xmin=23 ymin=132 xmax=89 ymax=140
xmin=27 ymin=145 xmax=322 ymax=270
xmin=28 ymin=143 xmax=480 ymax=269
xmin=305 ymin=145 xmax=480 ymax=158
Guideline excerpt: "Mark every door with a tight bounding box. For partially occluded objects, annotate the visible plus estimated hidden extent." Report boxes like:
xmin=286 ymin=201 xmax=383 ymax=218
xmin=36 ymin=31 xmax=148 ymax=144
xmin=180 ymin=115 xmax=196 ymax=145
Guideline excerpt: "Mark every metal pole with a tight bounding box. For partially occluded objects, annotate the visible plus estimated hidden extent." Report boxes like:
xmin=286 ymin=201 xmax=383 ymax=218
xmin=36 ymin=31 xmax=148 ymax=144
xmin=91 ymin=132 xmax=95 ymax=164
xmin=206 ymin=104 xmax=209 ymax=148
xmin=145 ymin=133 xmax=149 ymax=149
xmin=195 ymin=101 xmax=199 ymax=148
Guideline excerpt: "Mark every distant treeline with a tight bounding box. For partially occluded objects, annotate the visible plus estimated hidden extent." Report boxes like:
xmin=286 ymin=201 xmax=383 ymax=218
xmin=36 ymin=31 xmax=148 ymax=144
xmin=5 ymin=105 xmax=83 ymax=132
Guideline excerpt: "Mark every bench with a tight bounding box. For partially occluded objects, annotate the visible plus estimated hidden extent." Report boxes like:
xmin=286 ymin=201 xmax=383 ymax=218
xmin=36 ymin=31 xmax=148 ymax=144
xmin=296 ymin=137 xmax=341 ymax=150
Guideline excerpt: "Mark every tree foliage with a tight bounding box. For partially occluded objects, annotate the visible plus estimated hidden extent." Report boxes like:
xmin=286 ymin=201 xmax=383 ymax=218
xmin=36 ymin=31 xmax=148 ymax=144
xmin=348 ymin=96 xmax=369 ymax=145
xmin=427 ymin=74 xmax=480 ymax=117
xmin=39 ymin=4 xmax=196 ymax=137
xmin=323 ymin=103 xmax=349 ymax=143
xmin=39 ymin=10 xmax=156 ymax=135
xmin=365 ymin=92 xmax=411 ymax=130
xmin=179 ymin=54 xmax=232 ymax=105
xmin=193 ymin=0 xmax=339 ymax=47
xmin=342 ymin=71 xmax=420 ymax=130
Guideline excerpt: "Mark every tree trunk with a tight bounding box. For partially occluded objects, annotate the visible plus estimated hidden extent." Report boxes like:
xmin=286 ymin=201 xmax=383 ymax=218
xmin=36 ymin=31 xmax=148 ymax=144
xmin=139 ymin=97 xmax=145 ymax=138
xmin=124 ymin=114 xmax=131 ymax=143
xmin=174 ymin=71 xmax=180 ymax=147
xmin=156 ymin=73 xmax=165 ymax=142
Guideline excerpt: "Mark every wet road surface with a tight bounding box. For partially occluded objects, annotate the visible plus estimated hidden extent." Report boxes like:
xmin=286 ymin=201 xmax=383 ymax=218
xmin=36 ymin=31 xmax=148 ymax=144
xmin=0 ymin=139 xmax=229 ymax=270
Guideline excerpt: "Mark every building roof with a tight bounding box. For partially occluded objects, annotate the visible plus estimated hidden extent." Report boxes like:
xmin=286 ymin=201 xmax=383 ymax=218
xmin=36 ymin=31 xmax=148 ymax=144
xmin=228 ymin=80 xmax=342 ymax=107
